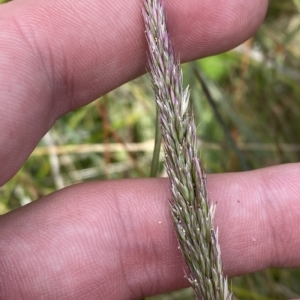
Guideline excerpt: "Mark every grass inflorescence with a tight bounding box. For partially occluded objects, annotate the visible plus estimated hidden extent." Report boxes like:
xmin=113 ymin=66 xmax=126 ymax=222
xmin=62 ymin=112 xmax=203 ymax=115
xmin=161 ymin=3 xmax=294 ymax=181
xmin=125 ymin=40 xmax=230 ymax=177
xmin=143 ymin=0 xmax=232 ymax=299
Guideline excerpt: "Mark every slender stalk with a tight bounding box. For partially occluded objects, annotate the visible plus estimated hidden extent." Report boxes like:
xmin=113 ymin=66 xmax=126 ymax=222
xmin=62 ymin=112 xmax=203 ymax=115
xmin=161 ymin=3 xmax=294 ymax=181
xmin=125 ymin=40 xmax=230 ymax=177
xmin=193 ymin=68 xmax=248 ymax=171
xmin=143 ymin=0 xmax=232 ymax=299
xmin=150 ymin=107 xmax=162 ymax=177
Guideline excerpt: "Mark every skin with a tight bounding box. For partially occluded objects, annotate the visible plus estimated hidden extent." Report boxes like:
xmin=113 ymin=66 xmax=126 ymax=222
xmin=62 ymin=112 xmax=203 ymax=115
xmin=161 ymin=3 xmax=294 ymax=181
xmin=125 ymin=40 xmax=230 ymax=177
xmin=1 ymin=0 xmax=300 ymax=299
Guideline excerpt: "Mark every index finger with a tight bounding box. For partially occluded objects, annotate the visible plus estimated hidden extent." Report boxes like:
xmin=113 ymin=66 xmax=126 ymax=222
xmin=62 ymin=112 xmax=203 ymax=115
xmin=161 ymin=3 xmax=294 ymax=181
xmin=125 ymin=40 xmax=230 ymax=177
xmin=0 ymin=0 xmax=268 ymax=185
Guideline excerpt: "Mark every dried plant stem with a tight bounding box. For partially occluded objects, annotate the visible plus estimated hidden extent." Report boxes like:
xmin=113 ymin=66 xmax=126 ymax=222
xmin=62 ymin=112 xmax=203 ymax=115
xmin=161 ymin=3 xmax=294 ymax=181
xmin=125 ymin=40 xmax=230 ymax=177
xmin=143 ymin=0 xmax=232 ymax=299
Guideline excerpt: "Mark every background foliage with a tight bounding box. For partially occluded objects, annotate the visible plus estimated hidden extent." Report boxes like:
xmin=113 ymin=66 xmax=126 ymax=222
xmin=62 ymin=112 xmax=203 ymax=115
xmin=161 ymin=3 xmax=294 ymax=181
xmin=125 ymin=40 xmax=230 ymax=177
xmin=1 ymin=0 xmax=300 ymax=299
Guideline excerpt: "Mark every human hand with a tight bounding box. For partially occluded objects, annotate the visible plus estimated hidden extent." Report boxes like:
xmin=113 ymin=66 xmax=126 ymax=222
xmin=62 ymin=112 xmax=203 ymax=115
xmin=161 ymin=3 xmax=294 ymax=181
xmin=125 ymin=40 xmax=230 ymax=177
xmin=2 ymin=0 xmax=299 ymax=299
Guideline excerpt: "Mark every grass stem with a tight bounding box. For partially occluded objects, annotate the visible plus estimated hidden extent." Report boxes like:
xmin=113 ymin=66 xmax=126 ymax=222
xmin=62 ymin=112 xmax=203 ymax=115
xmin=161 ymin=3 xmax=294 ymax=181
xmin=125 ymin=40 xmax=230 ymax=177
xmin=150 ymin=107 xmax=162 ymax=177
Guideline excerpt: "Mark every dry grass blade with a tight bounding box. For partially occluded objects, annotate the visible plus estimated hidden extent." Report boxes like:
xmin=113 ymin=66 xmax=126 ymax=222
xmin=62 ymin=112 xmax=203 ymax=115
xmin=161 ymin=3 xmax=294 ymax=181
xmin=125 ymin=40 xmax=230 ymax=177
xmin=143 ymin=0 xmax=232 ymax=299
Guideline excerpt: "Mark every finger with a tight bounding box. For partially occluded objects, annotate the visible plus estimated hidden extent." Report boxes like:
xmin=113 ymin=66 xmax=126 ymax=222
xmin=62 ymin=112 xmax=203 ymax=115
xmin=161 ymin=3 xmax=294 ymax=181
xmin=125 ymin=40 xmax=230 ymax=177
xmin=0 ymin=0 xmax=268 ymax=185
xmin=1 ymin=164 xmax=299 ymax=299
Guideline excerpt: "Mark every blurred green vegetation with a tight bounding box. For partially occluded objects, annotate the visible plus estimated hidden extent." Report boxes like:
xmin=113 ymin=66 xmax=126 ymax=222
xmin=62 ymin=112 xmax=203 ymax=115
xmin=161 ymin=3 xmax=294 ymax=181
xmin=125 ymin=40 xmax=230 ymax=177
xmin=1 ymin=0 xmax=300 ymax=299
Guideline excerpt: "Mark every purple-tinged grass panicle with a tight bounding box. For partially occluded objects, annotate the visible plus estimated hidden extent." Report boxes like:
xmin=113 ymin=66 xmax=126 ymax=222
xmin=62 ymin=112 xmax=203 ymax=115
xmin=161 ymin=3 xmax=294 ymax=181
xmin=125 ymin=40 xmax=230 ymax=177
xmin=143 ymin=0 xmax=232 ymax=299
